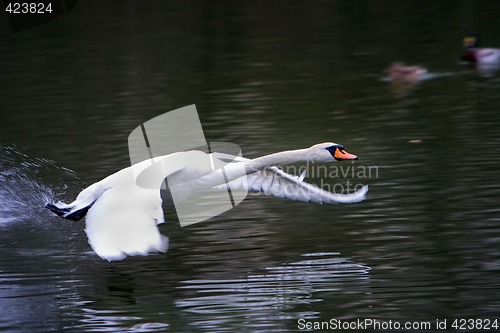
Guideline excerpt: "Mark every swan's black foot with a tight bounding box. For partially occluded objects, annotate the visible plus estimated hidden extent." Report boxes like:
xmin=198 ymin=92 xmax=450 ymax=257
xmin=45 ymin=202 xmax=90 ymax=221
xmin=45 ymin=202 xmax=70 ymax=217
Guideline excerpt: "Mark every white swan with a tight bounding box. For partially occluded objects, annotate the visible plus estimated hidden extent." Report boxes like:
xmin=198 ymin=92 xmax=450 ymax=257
xmin=46 ymin=142 xmax=368 ymax=261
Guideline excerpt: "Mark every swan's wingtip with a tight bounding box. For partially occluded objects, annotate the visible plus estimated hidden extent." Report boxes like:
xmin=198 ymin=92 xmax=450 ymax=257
xmin=340 ymin=184 xmax=368 ymax=204
xmin=360 ymin=184 xmax=369 ymax=195
xmin=357 ymin=184 xmax=369 ymax=201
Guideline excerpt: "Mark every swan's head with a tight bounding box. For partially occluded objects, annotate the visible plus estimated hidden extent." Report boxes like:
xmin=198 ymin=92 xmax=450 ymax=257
xmin=308 ymin=142 xmax=359 ymax=162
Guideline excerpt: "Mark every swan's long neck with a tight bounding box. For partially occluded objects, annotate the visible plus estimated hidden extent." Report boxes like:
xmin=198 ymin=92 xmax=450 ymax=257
xmin=244 ymin=148 xmax=310 ymax=173
xmin=172 ymin=148 xmax=310 ymax=194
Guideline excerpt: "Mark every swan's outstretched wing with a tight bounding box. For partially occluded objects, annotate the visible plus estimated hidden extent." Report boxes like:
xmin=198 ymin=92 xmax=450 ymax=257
xmin=216 ymin=165 xmax=368 ymax=204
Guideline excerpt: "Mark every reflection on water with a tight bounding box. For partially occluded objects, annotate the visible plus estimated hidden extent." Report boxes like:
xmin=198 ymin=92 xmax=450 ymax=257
xmin=1 ymin=1 xmax=500 ymax=332
xmin=63 ymin=252 xmax=370 ymax=333
xmin=176 ymin=253 xmax=370 ymax=332
xmin=472 ymin=63 xmax=500 ymax=78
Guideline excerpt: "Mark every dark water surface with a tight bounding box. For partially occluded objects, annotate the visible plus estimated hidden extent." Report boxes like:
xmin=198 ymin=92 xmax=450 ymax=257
xmin=1 ymin=1 xmax=500 ymax=332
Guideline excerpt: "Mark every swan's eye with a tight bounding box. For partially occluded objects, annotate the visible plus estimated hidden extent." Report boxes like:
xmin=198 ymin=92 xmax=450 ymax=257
xmin=326 ymin=145 xmax=358 ymax=161
xmin=325 ymin=145 xmax=343 ymax=154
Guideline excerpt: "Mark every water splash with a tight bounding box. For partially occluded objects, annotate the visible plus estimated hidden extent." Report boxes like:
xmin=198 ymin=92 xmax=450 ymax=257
xmin=0 ymin=144 xmax=76 ymax=224
xmin=0 ymin=174 xmax=52 ymax=223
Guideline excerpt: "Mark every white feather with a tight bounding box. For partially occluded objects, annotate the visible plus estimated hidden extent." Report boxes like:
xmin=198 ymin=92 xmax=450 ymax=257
xmin=84 ymin=168 xmax=169 ymax=261
xmin=214 ymin=158 xmax=368 ymax=204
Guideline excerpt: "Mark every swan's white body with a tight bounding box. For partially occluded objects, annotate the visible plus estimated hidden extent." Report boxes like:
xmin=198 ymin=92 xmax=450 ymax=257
xmin=48 ymin=143 xmax=368 ymax=261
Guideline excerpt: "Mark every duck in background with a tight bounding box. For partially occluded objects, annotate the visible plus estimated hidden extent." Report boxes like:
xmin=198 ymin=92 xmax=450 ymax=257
xmin=384 ymin=62 xmax=428 ymax=83
xmin=461 ymin=33 xmax=500 ymax=65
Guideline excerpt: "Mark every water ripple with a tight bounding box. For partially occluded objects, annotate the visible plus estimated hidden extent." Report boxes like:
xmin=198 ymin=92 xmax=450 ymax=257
xmin=176 ymin=252 xmax=371 ymax=331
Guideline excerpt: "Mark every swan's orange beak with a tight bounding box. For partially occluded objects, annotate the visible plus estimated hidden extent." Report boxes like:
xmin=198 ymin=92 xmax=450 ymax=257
xmin=334 ymin=147 xmax=358 ymax=161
